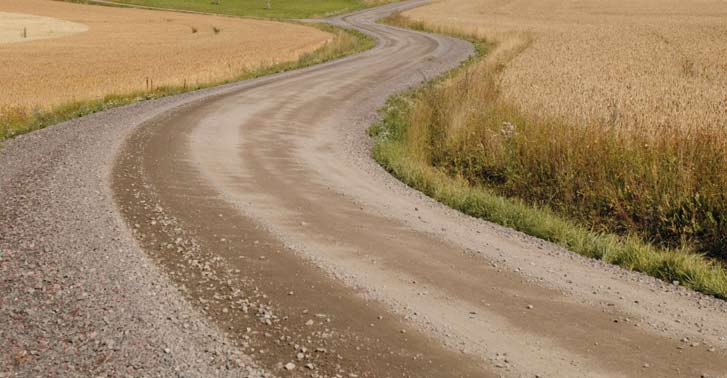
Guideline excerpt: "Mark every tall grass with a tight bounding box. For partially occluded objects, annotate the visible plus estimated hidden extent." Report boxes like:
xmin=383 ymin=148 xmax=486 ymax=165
xmin=415 ymin=62 xmax=727 ymax=259
xmin=0 ymin=24 xmax=373 ymax=142
xmin=371 ymin=14 xmax=727 ymax=298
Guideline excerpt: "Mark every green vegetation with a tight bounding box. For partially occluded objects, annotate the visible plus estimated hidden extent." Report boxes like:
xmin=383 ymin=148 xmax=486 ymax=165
xmin=370 ymin=15 xmax=727 ymax=299
xmin=111 ymin=0 xmax=393 ymax=19
xmin=0 ymin=24 xmax=374 ymax=142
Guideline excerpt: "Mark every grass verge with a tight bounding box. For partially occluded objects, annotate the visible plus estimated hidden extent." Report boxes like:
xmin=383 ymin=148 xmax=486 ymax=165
xmin=370 ymin=15 xmax=727 ymax=300
xmin=0 ymin=24 xmax=373 ymax=143
xmin=109 ymin=0 xmax=396 ymax=19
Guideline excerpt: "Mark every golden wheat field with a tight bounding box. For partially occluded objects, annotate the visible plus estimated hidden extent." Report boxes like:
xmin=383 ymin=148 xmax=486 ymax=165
xmin=0 ymin=0 xmax=332 ymax=110
xmin=404 ymin=0 xmax=727 ymax=130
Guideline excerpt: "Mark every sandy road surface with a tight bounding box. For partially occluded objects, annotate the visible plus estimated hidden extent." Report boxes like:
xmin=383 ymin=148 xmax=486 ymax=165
xmin=3 ymin=1 xmax=727 ymax=377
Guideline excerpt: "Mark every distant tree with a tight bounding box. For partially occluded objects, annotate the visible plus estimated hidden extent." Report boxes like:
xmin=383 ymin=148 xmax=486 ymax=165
xmin=265 ymin=0 xmax=272 ymax=9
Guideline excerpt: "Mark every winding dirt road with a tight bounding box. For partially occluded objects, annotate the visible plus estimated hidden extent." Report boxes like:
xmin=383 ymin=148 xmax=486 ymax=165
xmin=3 ymin=1 xmax=727 ymax=377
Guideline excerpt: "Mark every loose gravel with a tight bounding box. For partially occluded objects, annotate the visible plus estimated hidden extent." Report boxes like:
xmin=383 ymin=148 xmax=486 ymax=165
xmin=0 ymin=83 xmax=277 ymax=377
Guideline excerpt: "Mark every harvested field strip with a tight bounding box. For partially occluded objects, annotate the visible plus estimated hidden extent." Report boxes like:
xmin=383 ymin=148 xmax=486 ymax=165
xmin=0 ymin=12 xmax=88 ymax=44
xmin=370 ymin=17 xmax=727 ymax=299
xmin=0 ymin=23 xmax=374 ymax=141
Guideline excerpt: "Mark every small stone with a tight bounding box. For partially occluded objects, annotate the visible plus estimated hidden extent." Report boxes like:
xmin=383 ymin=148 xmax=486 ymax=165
xmin=305 ymin=319 xmax=314 ymax=326
xmin=284 ymin=362 xmax=296 ymax=370
xmin=526 ymin=305 xmax=533 ymax=310
xmin=163 ymin=348 xmax=171 ymax=354
xmin=642 ymin=363 xmax=650 ymax=368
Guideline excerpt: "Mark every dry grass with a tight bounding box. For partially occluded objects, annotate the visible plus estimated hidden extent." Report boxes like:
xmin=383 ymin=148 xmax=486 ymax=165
xmin=382 ymin=2 xmax=727 ymax=259
xmin=403 ymin=0 xmax=727 ymax=130
xmin=0 ymin=0 xmax=332 ymax=112
xmin=369 ymin=35 xmax=727 ymax=299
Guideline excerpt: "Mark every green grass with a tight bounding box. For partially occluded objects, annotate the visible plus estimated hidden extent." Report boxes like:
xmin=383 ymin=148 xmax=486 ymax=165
xmin=110 ymin=0 xmax=390 ymax=19
xmin=370 ymin=16 xmax=727 ymax=300
xmin=0 ymin=24 xmax=374 ymax=143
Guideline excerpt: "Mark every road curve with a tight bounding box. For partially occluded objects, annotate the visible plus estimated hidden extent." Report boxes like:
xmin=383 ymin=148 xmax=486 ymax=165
xmin=3 ymin=1 xmax=727 ymax=377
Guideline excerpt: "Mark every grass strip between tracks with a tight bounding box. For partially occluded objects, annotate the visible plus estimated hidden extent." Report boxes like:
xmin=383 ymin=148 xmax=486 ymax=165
xmin=0 ymin=23 xmax=374 ymax=143
xmin=370 ymin=16 xmax=727 ymax=300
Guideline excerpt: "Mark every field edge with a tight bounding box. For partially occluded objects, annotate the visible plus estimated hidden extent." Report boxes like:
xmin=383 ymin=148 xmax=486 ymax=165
xmin=0 ymin=23 xmax=374 ymax=143
xmin=369 ymin=14 xmax=727 ymax=300
xmin=91 ymin=0 xmax=399 ymax=20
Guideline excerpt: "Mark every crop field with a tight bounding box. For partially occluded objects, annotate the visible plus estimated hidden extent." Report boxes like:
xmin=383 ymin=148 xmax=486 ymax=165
xmin=113 ymin=0 xmax=394 ymax=19
xmin=404 ymin=0 xmax=727 ymax=130
xmin=0 ymin=0 xmax=332 ymax=115
xmin=372 ymin=0 xmax=727 ymax=287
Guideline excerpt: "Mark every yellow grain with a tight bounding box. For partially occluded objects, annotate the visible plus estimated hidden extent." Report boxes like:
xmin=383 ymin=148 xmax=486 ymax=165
xmin=404 ymin=0 xmax=727 ymax=130
xmin=0 ymin=0 xmax=332 ymax=110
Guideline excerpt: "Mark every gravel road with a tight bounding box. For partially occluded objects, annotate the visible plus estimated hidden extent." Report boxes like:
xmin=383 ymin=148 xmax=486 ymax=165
xmin=3 ymin=1 xmax=727 ymax=377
